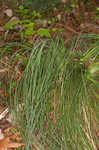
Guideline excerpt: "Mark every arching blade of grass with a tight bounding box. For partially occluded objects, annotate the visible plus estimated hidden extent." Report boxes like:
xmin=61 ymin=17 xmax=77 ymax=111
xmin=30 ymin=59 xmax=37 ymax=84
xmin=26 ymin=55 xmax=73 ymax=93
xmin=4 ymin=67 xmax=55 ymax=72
xmin=12 ymin=34 xmax=99 ymax=150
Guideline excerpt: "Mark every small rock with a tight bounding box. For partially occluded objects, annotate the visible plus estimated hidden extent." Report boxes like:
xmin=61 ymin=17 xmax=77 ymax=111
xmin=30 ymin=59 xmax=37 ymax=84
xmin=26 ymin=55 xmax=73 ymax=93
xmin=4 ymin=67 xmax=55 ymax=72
xmin=4 ymin=9 xmax=13 ymax=17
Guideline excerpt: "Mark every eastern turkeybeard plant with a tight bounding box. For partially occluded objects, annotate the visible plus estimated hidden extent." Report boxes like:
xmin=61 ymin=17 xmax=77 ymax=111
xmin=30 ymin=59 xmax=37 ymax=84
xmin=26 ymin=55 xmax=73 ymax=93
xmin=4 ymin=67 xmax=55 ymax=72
xmin=13 ymin=34 xmax=99 ymax=150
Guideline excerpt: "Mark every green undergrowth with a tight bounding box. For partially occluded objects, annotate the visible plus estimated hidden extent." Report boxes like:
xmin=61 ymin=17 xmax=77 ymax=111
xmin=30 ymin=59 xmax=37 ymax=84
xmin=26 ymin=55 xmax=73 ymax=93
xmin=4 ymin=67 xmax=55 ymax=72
xmin=9 ymin=34 xmax=99 ymax=150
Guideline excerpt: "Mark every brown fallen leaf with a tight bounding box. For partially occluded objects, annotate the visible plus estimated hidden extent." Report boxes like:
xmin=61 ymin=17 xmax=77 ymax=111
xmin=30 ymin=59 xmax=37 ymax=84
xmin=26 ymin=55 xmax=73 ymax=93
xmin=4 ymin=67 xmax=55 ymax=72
xmin=0 ymin=132 xmax=25 ymax=150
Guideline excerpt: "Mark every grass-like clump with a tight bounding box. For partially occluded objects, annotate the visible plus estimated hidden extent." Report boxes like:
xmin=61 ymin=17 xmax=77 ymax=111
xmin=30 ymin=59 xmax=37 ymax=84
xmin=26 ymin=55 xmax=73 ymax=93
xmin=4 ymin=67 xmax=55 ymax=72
xmin=11 ymin=34 xmax=99 ymax=150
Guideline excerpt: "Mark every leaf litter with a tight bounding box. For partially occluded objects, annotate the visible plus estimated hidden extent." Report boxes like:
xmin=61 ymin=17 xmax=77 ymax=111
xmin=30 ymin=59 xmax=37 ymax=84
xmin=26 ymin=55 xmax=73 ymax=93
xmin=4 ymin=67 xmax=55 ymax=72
xmin=0 ymin=131 xmax=25 ymax=150
xmin=0 ymin=103 xmax=25 ymax=150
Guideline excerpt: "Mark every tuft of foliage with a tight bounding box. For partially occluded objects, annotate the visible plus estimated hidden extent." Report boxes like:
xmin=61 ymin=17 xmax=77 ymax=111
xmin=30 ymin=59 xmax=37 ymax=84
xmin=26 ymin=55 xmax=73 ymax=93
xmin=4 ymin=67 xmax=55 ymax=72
xmin=12 ymin=34 xmax=99 ymax=150
xmin=23 ymin=0 xmax=60 ymax=11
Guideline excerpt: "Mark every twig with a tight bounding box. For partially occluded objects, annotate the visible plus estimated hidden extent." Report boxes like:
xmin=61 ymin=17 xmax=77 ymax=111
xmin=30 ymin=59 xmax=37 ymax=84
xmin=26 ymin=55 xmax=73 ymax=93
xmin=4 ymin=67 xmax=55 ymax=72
xmin=72 ymin=32 xmax=82 ymax=53
xmin=0 ymin=108 xmax=9 ymax=120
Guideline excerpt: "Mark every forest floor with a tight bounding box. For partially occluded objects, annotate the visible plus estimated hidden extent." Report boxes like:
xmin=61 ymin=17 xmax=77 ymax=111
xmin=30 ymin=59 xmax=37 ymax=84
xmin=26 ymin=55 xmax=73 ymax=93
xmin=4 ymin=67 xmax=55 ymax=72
xmin=0 ymin=1 xmax=99 ymax=149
